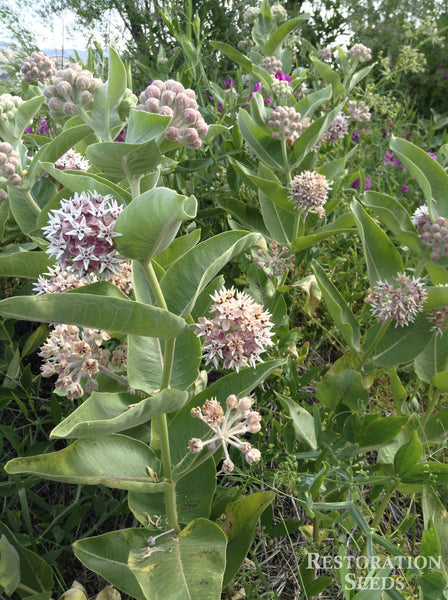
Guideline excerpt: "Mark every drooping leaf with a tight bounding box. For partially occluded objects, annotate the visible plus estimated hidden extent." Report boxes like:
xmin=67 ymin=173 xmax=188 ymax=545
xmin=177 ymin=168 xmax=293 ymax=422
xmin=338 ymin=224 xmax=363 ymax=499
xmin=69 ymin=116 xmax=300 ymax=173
xmin=276 ymin=393 xmax=317 ymax=448
xmin=0 ymin=251 xmax=51 ymax=279
xmin=50 ymin=389 xmax=189 ymax=439
xmin=5 ymin=434 xmax=167 ymax=492
xmin=0 ymin=293 xmax=186 ymax=338
xmin=86 ymin=140 xmax=162 ymax=178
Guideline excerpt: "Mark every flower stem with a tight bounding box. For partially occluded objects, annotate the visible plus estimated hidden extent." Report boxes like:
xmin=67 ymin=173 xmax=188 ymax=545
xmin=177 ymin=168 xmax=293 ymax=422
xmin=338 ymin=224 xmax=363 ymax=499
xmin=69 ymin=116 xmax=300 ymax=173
xmin=122 ymin=157 xmax=141 ymax=199
xmin=281 ymin=138 xmax=291 ymax=186
xmin=22 ymin=189 xmax=41 ymax=215
xmin=371 ymin=484 xmax=396 ymax=530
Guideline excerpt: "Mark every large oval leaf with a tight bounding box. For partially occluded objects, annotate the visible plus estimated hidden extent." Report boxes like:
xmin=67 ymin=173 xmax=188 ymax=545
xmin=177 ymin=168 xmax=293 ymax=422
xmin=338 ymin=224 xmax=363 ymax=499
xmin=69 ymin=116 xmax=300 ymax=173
xmin=114 ymin=187 xmax=197 ymax=261
xmin=5 ymin=434 xmax=167 ymax=492
xmin=50 ymin=389 xmax=188 ymax=439
xmin=74 ymin=528 xmax=148 ymax=600
xmin=0 ymin=293 xmax=186 ymax=338
xmin=161 ymin=231 xmax=261 ymax=317
xmin=0 ymin=251 xmax=51 ymax=278
xmin=128 ymin=518 xmax=227 ymax=600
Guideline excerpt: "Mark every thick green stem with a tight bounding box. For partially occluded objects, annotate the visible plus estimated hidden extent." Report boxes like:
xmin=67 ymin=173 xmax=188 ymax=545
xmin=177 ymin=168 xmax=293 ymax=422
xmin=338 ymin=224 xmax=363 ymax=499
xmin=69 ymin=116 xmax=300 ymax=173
xmin=79 ymin=107 xmax=108 ymax=140
xmin=420 ymin=386 xmax=440 ymax=432
xmin=281 ymin=138 xmax=291 ymax=185
xmin=122 ymin=157 xmax=141 ymax=199
xmin=23 ymin=189 xmax=41 ymax=215
xmin=140 ymin=258 xmax=180 ymax=533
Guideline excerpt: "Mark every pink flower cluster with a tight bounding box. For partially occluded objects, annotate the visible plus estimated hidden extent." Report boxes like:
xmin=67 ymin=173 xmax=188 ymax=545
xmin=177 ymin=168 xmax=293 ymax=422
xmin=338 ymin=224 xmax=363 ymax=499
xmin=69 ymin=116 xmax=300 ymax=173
xmin=290 ymin=170 xmax=330 ymax=217
xmin=365 ymin=273 xmax=427 ymax=327
xmin=42 ymin=191 xmax=125 ymax=279
xmin=0 ymin=141 xmax=21 ymax=186
xmin=39 ymin=325 xmax=126 ymax=399
xmin=253 ymin=239 xmax=295 ymax=278
xmin=21 ymin=51 xmax=56 ymax=83
xmin=267 ymin=106 xmax=307 ymax=145
xmin=137 ymin=79 xmax=209 ymax=150
xmin=412 ymin=205 xmax=448 ymax=261
xmin=189 ymin=395 xmax=262 ymax=473
xmin=195 ymin=286 xmax=274 ymax=372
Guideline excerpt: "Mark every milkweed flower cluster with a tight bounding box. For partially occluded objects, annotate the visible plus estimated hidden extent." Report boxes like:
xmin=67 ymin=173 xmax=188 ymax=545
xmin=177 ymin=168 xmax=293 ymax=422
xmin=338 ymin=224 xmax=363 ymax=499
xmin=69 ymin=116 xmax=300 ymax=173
xmin=347 ymin=100 xmax=371 ymax=122
xmin=290 ymin=170 xmax=330 ymax=218
xmin=39 ymin=324 xmax=127 ymax=399
xmin=243 ymin=6 xmax=259 ymax=24
xmin=195 ymin=286 xmax=274 ymax=372
xmin=267 ymin=106 xmax=306 ymax=145
xmin=0 ymin=142 xmax=22 ymax=186
xmin=44 ymin=64 xmax=103 ymax=119
xmin=271 ymin=3 xmax=288 ymax=22
xmin=21 ymin=51 xmax=56 ymax=83
xmin=188 ymin=395 xmax=262 ymax=473
xmin=55 ymin=149 xmax=90 ymax=171
xmin=319 ymin=47 xmax=333 ymax=62
xmin=260 ymin=56 xmax=283 ymax=75
xmin=253 ymin=239 xmax=295 ymax=278
xmin=412 ymin=205 xmax=448 ymax=261
xmin=428 ymin=306 xmax=448 ymax=336
xmin=271 ymin=79 xmax=292 ymax=102
xmin=137 ymin=79 xmax=209 ymax=150
xmin=319 ymin=113 xmax=349 ymax=146
xmin=365 ymin=273 xmax=428 ymax=327
xmin=347 ymin=43 xmax=372 ymax=63
xmin=0 ymin=94 xmax=23 ymax=124
xmin=42 ymin=191 xmax=125 ymax=280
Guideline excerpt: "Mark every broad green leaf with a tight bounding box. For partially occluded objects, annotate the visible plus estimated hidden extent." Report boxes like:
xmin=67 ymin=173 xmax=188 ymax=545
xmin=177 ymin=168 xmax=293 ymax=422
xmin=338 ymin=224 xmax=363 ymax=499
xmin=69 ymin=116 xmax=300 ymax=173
xmin=238 ymin=108 xmax=283 ymax=170
xmin=432 ymin=372 xmax=448 ymax=391
xmin=114 ymin=187 xmax=197 ymax=260
xmin=169 ymin=359 xmax=286 ymax=470
xmin=210 ymin=42 xmax=272 ymax=88
xmin=426 ymin=261 xmax=448 ymax=285
xmin=128 ymin=458 xmax=216 ymax=525
xmin=217 ymin=195 xmax=270 ymax=236
xmin=0 ymin=251 xmax=51 ymax=278
xmin=296 ymin=84 xmax=332 ymax=119
xmin=155 ymin=229 xmax=201 ymax=269
xmin=311 ymin=261 xmax=361 ymax=353
xmin=8 ymin=186 xmax=38 ymax=235
xmin=368 ymin=316 xmax=433 ymax=368
xmin=5 ymin=434 xmax=167 ymax=492
xmin=128 ymin=519 xmax=227 ymax=600
xmin=357 ymin=416 xmax=407 ymax=447
xmin=127 ymin=327 xmax=201 ymax=393
xmin=40 ymin=162 xmax=127 ymax=203
xmin=50 ymin=389 xmax=188 ymax=439
xmin=259 ymin=188 xmax=296 ymax=245
xmin=362 ymin=191 xmax=424 ymax=257
xmin=390 ymin=136 xmax=448 ymax=219
xmin=0 ymin=293 xmax=186 ymax=338
xmin=86 ymin=140 xmax=162 ymax=178
xmin=161 ymin=231 xmax=261 ymax=316
xmin=394 ymin=431 xmax=423 ymax=479
xmin=292 ymin=213 xmax=355 ymax=252
xmin=316 ymin=369 xmax=369 ymax=412
xmin=351 ymin=199 xmax=403 ymax=285
xmin=263 ymin=15 xmax=309 ymax=55
xmin=0 ymin=535 xmax=20 ymax=595
xmin=0 ymin=197 xmax=9 ymax=239
xmin=310 ymin=57 xmax=345 ymax=97
xmin=0 ymin=522 xmax=53 ymax=594
xmin=74 ymin=528 xmax=148 ymax=600
xmin=424 ymin=407 xmax=448 ymax=442
xmin=219 ymin=492 xmax=275 ymax=587
xmin=347 ymin=64 xmax=374 ymax=91
xmin=425 ymin=286 xmax=448 ymax=310
xmin=415 ymin=332 xmax=448 ymax=384
xmin=125 ymin=109 xmax=172 ymax=144
xmin=276 ymin=393 xmax=317 ymax=448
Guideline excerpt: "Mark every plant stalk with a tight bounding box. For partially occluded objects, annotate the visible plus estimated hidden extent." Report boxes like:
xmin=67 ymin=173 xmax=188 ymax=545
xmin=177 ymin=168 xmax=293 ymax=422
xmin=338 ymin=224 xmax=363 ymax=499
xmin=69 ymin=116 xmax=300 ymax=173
xmin=23 ymin=189 xmax=41 ymax=215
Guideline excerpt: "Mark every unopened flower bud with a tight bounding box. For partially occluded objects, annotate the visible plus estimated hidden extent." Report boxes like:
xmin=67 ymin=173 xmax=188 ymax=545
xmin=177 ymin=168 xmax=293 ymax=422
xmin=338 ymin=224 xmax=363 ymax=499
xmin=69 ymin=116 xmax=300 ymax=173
xmin=8 ymin=173 xmax=22 ymax=186
xmin=222 ymin=459 xmax=234 ymax=473
xmin=188 ymin=438 xmax=204 ymax=453
xmin=56 ymin=80 xmax=72 ymax=96
xmin=226 ymin=394 xmax=238 ymax=409
xmin=245 ymin=448 xmax=261 ymax=464
xmin=0 ymin=188 xmax=7 ymax=201
xmin=166 ymin=126 xmax=179 ymax=140
xmin=76 ymin=75 xmax=91 ymax=91
xmin=79 ymin=90 xmax=93 ymax=105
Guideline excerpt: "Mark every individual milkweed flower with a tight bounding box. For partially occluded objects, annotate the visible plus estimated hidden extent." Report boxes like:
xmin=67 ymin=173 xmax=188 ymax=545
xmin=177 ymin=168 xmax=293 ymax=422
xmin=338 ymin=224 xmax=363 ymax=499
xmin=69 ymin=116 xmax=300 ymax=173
xmin=188 ymin=395 xmax=262 ymax=473
xmin=428 ymin=306 xmax=448 ymax=335
xmin=41 ymin=191 xmax=125 ymax=279
xmin=243 ymin=6 xmax=259 ymax=24
xmin=39 ymin=324 xmax=127 ymax=399
xmin=137 ymin=79 xmax=209 ymax=150
xmin=290 ymin=170 xmax=330 ymax=218
xmin=194 ymin=286 xmax=274 ymax=372
xmin=346 ymin=100 xmax=371 ymax=122
xmin=21 ymin=51 xmax=56 ymax=83
xmin=55 ymin=149 xmax=90 ymax=171
xmin=34 ymin=264 xmax=92 ymax=295
xmin=347 ymin=43 xmax=372 ymax=62
xmin=365 ymin=273 xmax=428 ymax=327
xmin=271 ymin=3 xmax=288 ymax=22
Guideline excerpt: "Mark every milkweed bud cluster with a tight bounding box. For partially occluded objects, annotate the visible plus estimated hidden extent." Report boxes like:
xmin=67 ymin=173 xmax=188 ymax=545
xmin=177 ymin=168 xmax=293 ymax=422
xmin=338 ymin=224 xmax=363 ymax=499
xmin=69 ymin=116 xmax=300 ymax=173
xmin=260 ymin=56 xmax=283 ymax=75
xmin=0 ymin=94 xmax=23 ymax=124
xmin=0 ymin=142 xmax=22 ymax=186
xmin=44 ymin=64 xmax=103 ymax=119
xmin=271 ymin=4 xmax=288 ymax=22
xmin=242 ymin=6 xmax=259 ymax=24
xmin=267 ymin=105 xmax=302 ymax=142
xmin=21 ymin=51 xmax=56 ymax=83
xmin=137 ymin=79 xmax=209 ymax=150
xmin=347 ymin=43 xmax=372 ymax=63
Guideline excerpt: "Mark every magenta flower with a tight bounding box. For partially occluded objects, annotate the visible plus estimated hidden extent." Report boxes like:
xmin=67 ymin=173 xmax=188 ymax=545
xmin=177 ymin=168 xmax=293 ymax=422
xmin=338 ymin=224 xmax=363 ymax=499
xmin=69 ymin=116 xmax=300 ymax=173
xmin=428 ymin=152 xmax=438 ymax=161
xmin=401 ymin=185 xmax=409 ymax=193
xmin=275 ymin=71 xmax=291 ymax=82
xmin=351 ymin=177 xmax=370 ymax=191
